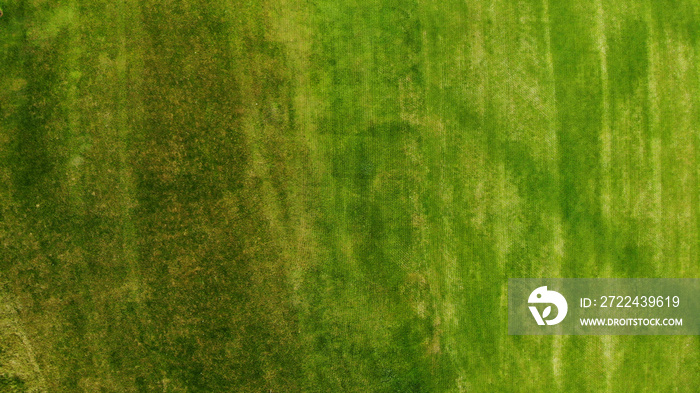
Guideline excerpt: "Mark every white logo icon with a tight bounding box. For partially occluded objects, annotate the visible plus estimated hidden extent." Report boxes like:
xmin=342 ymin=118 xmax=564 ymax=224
xmin=528 ymin=286 xmax=568 ymax=325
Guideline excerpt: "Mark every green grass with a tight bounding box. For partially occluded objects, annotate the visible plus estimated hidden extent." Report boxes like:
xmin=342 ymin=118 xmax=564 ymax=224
xmin=0 ymin=0 xmax=699 ymax=391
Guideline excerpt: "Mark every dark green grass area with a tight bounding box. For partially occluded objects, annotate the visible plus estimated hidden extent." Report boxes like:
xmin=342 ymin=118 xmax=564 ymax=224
xmin=0 ymin=373 xmax=26 ymax=393
xmin=1 ymin=0 xmax=699 ymax=391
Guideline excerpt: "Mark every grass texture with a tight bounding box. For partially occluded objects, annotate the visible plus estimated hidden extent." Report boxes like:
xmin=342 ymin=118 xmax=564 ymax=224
xmin=0 ymin=0 xmax=699 ymax=391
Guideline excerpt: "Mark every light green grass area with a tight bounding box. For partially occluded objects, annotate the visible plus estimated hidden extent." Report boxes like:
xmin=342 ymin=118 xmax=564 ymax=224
xmin=0 ymin=0 xmax=698 ymax=391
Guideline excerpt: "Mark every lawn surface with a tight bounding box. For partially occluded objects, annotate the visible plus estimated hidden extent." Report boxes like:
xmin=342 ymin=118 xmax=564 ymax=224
xmin=0 ymin=0 xmax=699 ymax=391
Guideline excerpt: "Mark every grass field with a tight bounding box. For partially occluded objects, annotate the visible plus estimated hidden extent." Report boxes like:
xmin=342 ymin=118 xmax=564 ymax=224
xmin=0 ymin=0 xmax=699 ymax=391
